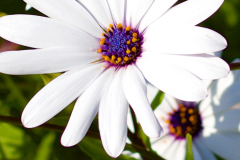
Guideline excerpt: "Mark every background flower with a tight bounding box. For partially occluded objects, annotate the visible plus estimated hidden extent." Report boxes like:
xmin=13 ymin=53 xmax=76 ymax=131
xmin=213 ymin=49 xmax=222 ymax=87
xmin=152 ymin=61 xmax=240 ymax=160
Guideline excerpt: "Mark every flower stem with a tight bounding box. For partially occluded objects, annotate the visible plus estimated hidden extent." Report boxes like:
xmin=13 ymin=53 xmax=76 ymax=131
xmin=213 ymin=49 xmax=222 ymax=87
xmin=0 ymin=115 xmax=164 ymax=159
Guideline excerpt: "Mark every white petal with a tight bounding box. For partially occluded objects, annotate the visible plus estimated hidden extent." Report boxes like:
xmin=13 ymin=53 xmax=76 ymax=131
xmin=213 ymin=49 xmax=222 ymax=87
xmin=194 ymin=137 xmax=217 ymax=160
xmin=139 ymin=0 xmax=177 ymax=32
xmin=192 ymin=143 xmax=203 ymax=160
xmin=0 ymin=15 xmax=98 ymax=49
xmin=21 ymin=63 xmax=106 ymax=128
xmin=99 ymin=69 xmax=128 ymax=158
xmin=167 ymin=140 xmax=186 ymax=160
xmin=203 ymin=109 xmax=240 ymax=132
xmin=107 ymin=0 xmax=125 ymax=25
xmin=163 ymin=140 xmax=184 ymax=160
xmin=146 ymin=83 xmax=159 ymax=103
xmin=123 ymin=65 xmax=162 ymax=137
xmin=150 ymin=0 xmax=224 ymax=28
xmin=143 ymin=26 xmax=227 ymax=54
xmin=0 ymin=46 xmax=101 ymax=75
xmin=125 ymin=0 xmax=153 ymax=28
xmin=79 ymin=0 xmax=112 ymax=28
xmin=136 ymin=57 xmax=208 ymax=101
xmin=24 ymin=0 xmax=102 ymax=37
xmin=201 ymin=132 xmax=240 ymax=160
xmin=200 ymin=71 xmax=240 ymax=117
xmin=61 ymin=68 xmax=115 ymax=147
xmin=151 ymin=134 xmax=175 ymax=157
xmin=141 ymin=52 xmax=230 ymax=80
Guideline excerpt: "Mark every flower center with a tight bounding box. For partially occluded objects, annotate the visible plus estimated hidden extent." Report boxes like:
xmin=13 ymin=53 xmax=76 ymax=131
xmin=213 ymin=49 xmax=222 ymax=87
xmin=166 ymin=103 xmax=202 ymax=139
xmin=98 ymin=23 xmax=143 ymax=67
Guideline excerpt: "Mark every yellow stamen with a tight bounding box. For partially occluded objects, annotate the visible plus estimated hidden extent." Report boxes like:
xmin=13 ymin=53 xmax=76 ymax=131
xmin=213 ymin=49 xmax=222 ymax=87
xmin=131 ymin=47 xmax=137 ymax=52
xmin=127 ymin=41 xmax=131 ymax=45
xmin=132 ymin=33 xmax=138 ymax=38
xmin=165 ymin=119 xmax=171 ymax=124
xmin=102 ymin=33 xmax=105 ymax=36
xmin=125 ymin=26 xmax=131 ymax=31
xmin=126 ymin=49 xmax=131 ymax=54
xmin=100 ymin=41 xmax=105 ymax=45
xmin=170 ymin=126 xmax=175 ymax=133
xmin=98 ymin=49 xmax=102 ymax=53
xmin=109 ymin=24 xmax=113 ymax=28
xmin=117 ymin=23 xmax=122 ymax=28
xmin=107 ymin=28 xmax=111 ymax=32
xmin=103 ymin=56 xmax=110 ymax=61
xmin=188 ymin=109 xmax=194 ymax=114
xmin=181 ymin=118 xmax=187 ymax=124
xmin=124 ymin=56 xmax=129 ymax=62
xmin=189 ymin=115 xmax=195 ymax=122
xmin=111 ymin=55 xmax=116 ymax=60
xmin=116 ymin=57 xmax=122 ymax=64
xmin=132 ymin=38 xmax=138 ymax=43
xmin=180 ymin=112 xmax=185 ymax=118
xmin=101 ymin=38 xmax=105 ymax=42
xmin=180 ymin=107 xmax=186 ymax=112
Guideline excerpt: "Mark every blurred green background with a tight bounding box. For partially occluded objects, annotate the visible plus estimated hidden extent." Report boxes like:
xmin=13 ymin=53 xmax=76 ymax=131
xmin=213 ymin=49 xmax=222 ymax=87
xmin=0 ymin=0 xmax=240 ymax=159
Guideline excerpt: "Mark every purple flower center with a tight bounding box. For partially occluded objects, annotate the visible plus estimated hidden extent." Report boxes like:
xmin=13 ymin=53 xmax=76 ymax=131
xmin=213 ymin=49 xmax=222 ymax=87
xmin=98 ymin=23 xmax=143 ymax=67
xmin=166 ymin=102 xmax=202 ymax=139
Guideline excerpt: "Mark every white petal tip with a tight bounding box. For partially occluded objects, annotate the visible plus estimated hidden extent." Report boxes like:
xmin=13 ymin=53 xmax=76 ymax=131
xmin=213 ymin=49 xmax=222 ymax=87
xmin=60 ymin=138 xmax=78 ymax=148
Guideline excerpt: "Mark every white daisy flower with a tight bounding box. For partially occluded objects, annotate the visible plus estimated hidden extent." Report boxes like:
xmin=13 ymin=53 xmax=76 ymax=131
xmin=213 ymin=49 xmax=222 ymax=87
xmin=152 ymin=65 xmax=240 ymax=160
xmin=0 ymin=0 xmax=229 ymax=157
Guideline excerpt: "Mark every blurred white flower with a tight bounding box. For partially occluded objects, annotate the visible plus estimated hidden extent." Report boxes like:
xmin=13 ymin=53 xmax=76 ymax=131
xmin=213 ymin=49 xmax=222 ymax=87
xmin=152 ymin=61 xmax=240 ymax=160
xmin=0 ymin=0 xmax=229 ymax=157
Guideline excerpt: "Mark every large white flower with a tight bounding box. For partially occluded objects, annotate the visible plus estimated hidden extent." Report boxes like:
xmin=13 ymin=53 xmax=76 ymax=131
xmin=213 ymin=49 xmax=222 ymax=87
xmin=0 ymin=0 xmax=229 ymax=157
xmin=152 ymin=64 xmax=240 ymax=160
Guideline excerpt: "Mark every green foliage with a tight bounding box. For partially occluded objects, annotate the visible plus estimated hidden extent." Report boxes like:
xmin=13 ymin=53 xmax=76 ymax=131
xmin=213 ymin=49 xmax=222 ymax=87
xmin=0 ymin=0 xmax=43 ymax=16
xmin=185 ymin=134 xmax=194 ymax=160
xmin=151 ymin=90 xmax=165 ymax=110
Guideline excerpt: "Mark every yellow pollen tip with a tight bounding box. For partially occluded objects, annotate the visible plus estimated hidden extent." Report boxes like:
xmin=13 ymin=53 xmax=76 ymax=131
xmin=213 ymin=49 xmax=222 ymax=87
xmin=189 ymin=115 xmax=195 ymax=122
xmin=102 ymin=33 xmax=105 ymax=36
xmin=181 ymin=118 xmax=187 ymax=124
xmin=132 ymin=47 xmax=137 ymax=52
xmin=127 ymin=41 xmax=131 ymax=45
xmin=188 ymin=109 xmax=194 ymax=114
xmin=165 ymin=119 xmax=170 ymax=124
xmin=98 ymin=49 xmax=102 ymax=53
xmin=126 ymin=49 xmax=131 ymax=54
xmin=132 ymin=38 xmax=138 ymax=43
xmin=180 ymin=112 xmax=185 ymax=117
xmin=117 ymin=23 xmax=122 ymax=28
xmin=111 ymin=55 xmax=116 ymax=60
xmin=116 ymin=57 xmax=122 ymax=64
xmin=124 ymin=56 xmax=129 ymax=62
xmin=125 ymin=26 xmax=131 ymax=31
xmin=103 ymin=56 xmax=110 ymax=61
xmin=132 ymin=33 xmax=138 ymax=38
xmin=100 ymin=41 xmax=105 ymax=45
xmin=101 ymin=38 xmax=105 ymax=42
xmin=109 ymin=24 xmax=113 ymax=28
xmin=180 ymin=107 xmax=187 ymax=112
xmin=107 ymin=28 xmax=111 ymax=32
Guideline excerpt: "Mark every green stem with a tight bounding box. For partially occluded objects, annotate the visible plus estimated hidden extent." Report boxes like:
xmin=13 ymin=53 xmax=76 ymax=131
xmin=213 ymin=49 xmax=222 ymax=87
xmin=0 ymin=115 xmax=164 ymax=160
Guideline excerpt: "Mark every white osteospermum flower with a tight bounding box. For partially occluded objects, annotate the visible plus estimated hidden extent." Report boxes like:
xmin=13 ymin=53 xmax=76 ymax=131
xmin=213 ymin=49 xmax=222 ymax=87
xmin=152 ymin=64 xmax=240 ymax=160
xmin=0 ymin=0 xmax=229 ymax=157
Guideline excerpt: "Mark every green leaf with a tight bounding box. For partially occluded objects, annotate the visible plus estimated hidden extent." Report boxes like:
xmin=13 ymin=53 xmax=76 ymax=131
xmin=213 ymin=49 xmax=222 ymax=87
xmin=41 ymin=73 xmax=61 ymax=85
xmin=185 ymin=133 xmax=194 ymax=160
xmin=0 ymin=123 xmax=24 ymax=159
xmin=34 ymin=132 xmax=55 ymax=160
xmin=151 ymin=90 xmax=165 ymax=110
xmin=80 ymin=137 xmax=137 ymax=160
